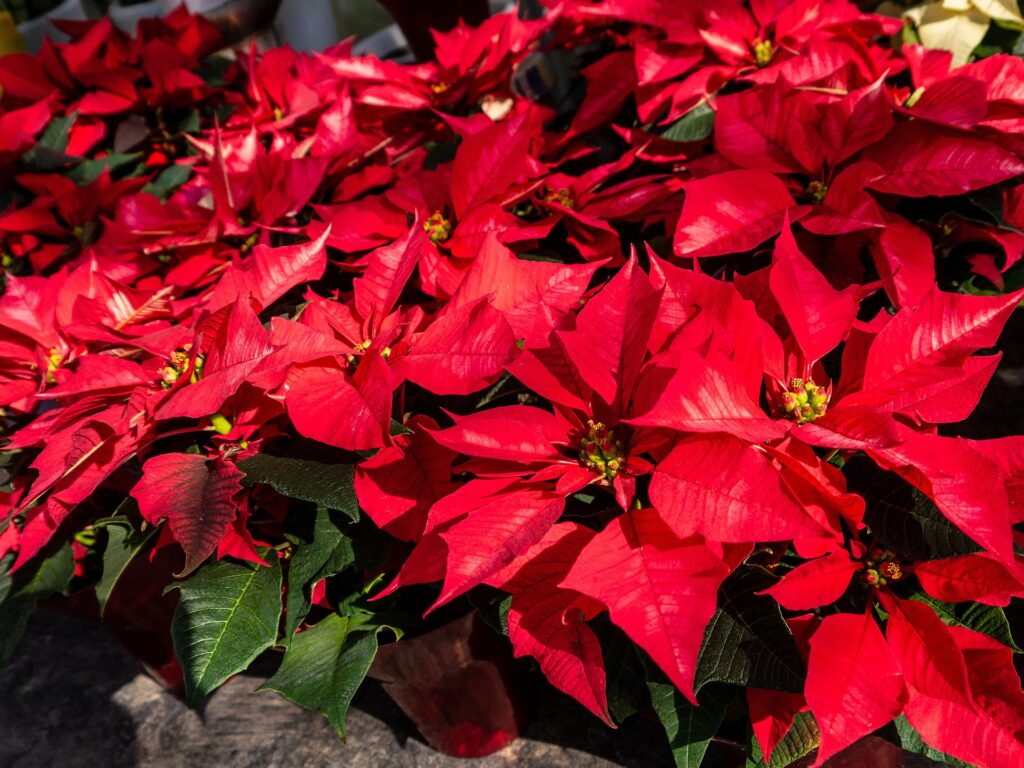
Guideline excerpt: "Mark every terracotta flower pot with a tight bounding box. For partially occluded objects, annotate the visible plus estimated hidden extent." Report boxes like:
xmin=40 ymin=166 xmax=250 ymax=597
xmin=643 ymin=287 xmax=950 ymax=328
xmin=369 ymin=611 xmax=533 ymax=757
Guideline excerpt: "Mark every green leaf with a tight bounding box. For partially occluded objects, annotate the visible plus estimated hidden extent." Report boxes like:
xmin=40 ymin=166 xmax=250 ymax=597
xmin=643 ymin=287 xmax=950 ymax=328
xmin=143 ymin=164 xmax=192 ymax=199
xmin=659 ymin=100 xmax=715 ymax=144
xmin=170 ymin=554 xmax=282 ymax=707
xmin=646 ymin=660 xmax=727 ymax=768
xmin=695 ymin=566 xmax=806 ymax=693
xmin=65 ymin=153 xmax=143 ymax=185
xmin=283 ymin=507 xmax=354 ymax=642
xmin=909 ymin=591 xmax=1020 ymax=651
xmin=600 ymin=622 xmax=649 ymax=723
xmin=844 ymin=455 xmax=981 ymax=561
xmin=96 ymin=522 xmax=158 ymax=618
xmin=746 ymin=712 xmax=820 ymax=768
xmin=239 ymin=455 xmax=358 ymax=522
xmin=258 ymin=613 xmax=379 ymax=739
xmin=0 ymin=544 xmax=74 ymax=666
xmin=21 ymin=114 xmax=75 ymax=170
xmin=894 ymin=715 xmax=971 ymax=767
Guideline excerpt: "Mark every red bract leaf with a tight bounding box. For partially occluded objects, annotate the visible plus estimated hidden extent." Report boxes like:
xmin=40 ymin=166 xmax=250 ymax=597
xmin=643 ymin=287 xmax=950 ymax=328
xmin=842 ymin=287 xmax=1023 ymax=418
xmin=355 ymin=415 xmax=457 ymax=542
xmin=354 ymin=223 xmax=425 ymax=331
xmin=433 ymin=486 xmax=565 ymax=609
xmin=805 ymin=610 xmax=906 ymax=766
xmin=966 ymin=436 xmax=1024 ymax=520
xmin=673 ymin=170 xmax=795 ymax=259
xmin=450 ymin=111 xmax=538 ymax=217
xmin=392 ymin=298 xmax=516 ymax=396
xmin=286 ymin=354 xmax=392 ymax=451
xmin=819 ymin=79 xmax=894 ymax=166
xmin=38 ymin=356 xmax=155 ymax=400
xmin=761 ymin=550 xmax=860 ymax=611
xmin=871 ymin=220 xmax=936 ymax=310
xmin=429 ymin=406 xmax=563 ymax=464
xmin=873 ymin=430 xmax=1015 ymax=564
xmin=130 ymin=453 xmax=244 ymax=577
xmin=866 ymin=123 xmax=1024 ymax=198
xmin=650 ymin=434 xmax=828 ymax=543
xmin=495 ymin=524 xmax=612 ymax=726
xmin=630 ymin=350 xmax=787 ymax=444
xmin=558 ymin=257 xmax=660 ymax=412
xmin=714 ymin=83 xmax=821 ymax=174
xmin=914 ymin=554 xmax=1024 ymax=607
xmin=561 ymin=508 xmax=732 ymax=703
xmin=747 ymin=687 xmax=807 ymax=766
xmin=769 ymin=220 xmax=861 ymax=363
xmin=899 ymin=76 xmax=988 ymax=129
xmin=157 ymin=299 xmax=275 ymax=420
xmin=249 ymin=227 xmax=331 ymax=310
xmin=450 ymin=233 xmax=600 ymax=341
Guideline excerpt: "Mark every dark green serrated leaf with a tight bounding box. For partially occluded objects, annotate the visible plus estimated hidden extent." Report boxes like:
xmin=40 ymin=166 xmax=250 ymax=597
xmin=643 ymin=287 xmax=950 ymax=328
xmin=239 ymin=455 xmax=358 ymax=522
xmin=645 ymin=658 xmax=727 ymax=768
xmin=746 ymin=712 xmax=820 ymax=768
xmin=695 ymin=566 xmax=805 ymax=693
xmin=894 ymin=715 xmax=971 ymax=767
xmin=844 ymin=455 xmax=981 ymax=561
xmin=170 ymin=554 xmax=282 ymax=707
xmin=96 ymin=522 xmax=158 ymax=618
xmin=600 ymin=623 xmax=649 ymax=723
xmin=0 ymin=544 xmax=74 ymax=666
xmin=660 ymin=100 xmax=715 ymax=143
xmin=258 ymin=613 xmax=379 ymax=740
xmin=21 ymin=114 xmax=75 ymax=170
xmin=910 ymin=591 xmax=1020 ymax=651
xmin=284 ymin=507 xmax=354 ymax=642
xmin=65 ymin=152 xmax=143 ymax=185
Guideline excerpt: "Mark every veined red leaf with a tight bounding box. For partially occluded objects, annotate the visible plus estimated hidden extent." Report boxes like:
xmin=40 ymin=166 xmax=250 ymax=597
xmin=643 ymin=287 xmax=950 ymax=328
xmin=286 ymin=354 xmax=392 ymax=451
xmin=354 ymin=223 xmax=425 ymax=331
xmin=495 ymin=524 xmax=611 ymax=725
xmin=866 ymin=123 xmax=1024 ymax=198
xmin=561 ymin=508 xmax=731 ymax=704
xmin=428 ymin=406 xmax=563 ymax=464
xmin=673 ymin=170 xmax=795 ymax=259
xmin=805 ymin=610 xmax=906 ymax=766
xmin=557 ymin=257 xmax=660 ymax=412
xmin=761 ymin=550 xmax=860 ymax=611
xmin=157 ymin=299 xmax=275 ymax=420
xmin=355 ymin=415 xmax=457 ymax=542
xmin=392 ymin=298 xmax=516 ymax=396
xmin=433 ymin=486 xmax=565 ymax=609
xmin=914 ymin=554 xmax=1024 ymax=607
xmin=769 ymin=220 xmax=861 ymax=363
xmin=650 ymin=434 xmax=828 ymax=543
xmin=130 ymin=453 xmax=244 ymax=577
xmin=630 ymin=350 xmax=787 ymax=444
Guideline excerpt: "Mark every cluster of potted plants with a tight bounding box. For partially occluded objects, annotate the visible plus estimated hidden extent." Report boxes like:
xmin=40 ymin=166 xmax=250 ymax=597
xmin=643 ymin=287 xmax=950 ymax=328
xmin=1 ymin=1 xmax=1023 ymax=765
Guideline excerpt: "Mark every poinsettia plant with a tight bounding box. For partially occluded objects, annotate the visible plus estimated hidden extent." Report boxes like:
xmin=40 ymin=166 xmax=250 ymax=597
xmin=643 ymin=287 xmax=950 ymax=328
xmin=1 ymin=2 xmax=1024 ymax=766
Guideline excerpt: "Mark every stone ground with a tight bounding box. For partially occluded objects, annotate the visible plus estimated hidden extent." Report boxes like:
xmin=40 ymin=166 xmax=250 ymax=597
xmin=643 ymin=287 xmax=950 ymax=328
xmin=1 ymin=315 xmax=1020 ymax=768
xmin=0 ymin=612 xmax=679 ymax=768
